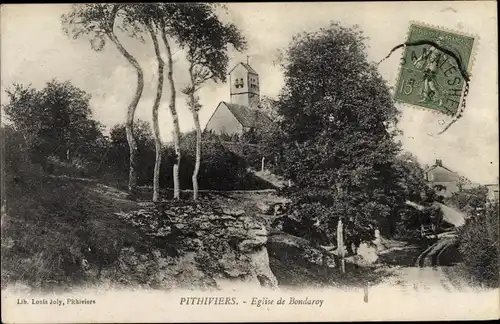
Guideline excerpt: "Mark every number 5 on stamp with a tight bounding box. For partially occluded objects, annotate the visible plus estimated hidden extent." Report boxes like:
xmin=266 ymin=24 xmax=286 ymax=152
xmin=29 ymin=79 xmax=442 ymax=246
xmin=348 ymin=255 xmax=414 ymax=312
xmin=394 ymin=23 xmax=476 ymax=116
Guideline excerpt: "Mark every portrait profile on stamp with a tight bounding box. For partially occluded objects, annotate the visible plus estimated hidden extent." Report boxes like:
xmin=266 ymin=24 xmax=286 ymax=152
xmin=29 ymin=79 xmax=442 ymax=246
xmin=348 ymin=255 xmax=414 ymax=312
xmin=394 ymin=23 xmax=476 ymax=117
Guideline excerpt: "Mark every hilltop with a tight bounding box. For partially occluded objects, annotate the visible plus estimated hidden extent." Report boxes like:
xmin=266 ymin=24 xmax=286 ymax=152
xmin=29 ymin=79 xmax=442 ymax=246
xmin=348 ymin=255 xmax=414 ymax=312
xmin=2 ymin=174 xmax=419 ymax=293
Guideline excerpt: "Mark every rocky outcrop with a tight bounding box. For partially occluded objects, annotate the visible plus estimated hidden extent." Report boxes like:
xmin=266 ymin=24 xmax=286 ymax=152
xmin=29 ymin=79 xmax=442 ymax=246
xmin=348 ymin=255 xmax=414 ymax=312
xmin=104 ymin=200 xmax=277 ymax=290
xmin=268 ymin=232 xmax=337 ymax=268
xmin=266 ymin=231 xmax=338 ymax=287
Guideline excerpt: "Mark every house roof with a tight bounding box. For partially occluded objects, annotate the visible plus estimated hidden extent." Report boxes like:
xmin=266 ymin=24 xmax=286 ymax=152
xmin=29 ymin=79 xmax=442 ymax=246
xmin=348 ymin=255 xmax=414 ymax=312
xmin=228 ymin=62 xmax=258 ymax=75
xmin=425 ymin=168 xmax=459 ymax=183
xmin=221 ymin=101 xmax=272 ymax=129
xmin=424 ymin=162 xmax=456 ymax=174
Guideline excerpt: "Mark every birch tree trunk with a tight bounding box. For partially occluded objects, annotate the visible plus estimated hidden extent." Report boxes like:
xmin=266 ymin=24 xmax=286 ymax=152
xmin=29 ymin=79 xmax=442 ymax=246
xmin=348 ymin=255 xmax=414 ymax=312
xmin=148 ymin=24 xmax=164 ymax=202
xmin=160 ymin=26 xmax=181 ymax=199
xmin=187 ymin=66 xmax=202 ymax=200
xmin=108 ymin=31 xmax=144 ymax=195
xmin=192 ymin=111 xmax=202 ymax=200
xmin=337 ymin=218 xmax=345 ymax=274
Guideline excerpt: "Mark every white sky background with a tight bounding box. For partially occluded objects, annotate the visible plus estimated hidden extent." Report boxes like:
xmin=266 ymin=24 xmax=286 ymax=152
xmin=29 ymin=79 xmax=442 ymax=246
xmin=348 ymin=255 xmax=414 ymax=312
xmin=1 ymin=2 xmax=498 ymax=184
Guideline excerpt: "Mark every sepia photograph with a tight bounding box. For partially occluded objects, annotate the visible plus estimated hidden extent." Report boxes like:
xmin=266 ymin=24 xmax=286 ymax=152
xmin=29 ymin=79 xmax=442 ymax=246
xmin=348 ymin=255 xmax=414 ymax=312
xmin=1 ymin=1 xmax=498 ymax=323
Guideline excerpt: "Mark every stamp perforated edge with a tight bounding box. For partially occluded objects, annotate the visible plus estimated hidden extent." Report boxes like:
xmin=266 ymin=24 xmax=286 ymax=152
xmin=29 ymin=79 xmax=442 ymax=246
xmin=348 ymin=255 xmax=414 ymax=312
xmin=392 ymin=20 xmax=480 ymax=118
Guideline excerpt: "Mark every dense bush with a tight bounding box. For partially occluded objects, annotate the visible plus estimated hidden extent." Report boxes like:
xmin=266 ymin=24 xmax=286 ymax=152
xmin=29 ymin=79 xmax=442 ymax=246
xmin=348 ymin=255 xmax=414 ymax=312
xmin=1 ymin=125 xmax=39 ymax=177
xmin=103 ymin=120 xmax=156 ymax=188
xmin=447 ymin=186 xmax=489 ymax=214
xmin=102 ymin=127 xmax=273 ymax=191
xmin=445 ymin=186 xmax=499 ymax=287
xmin=393 ymin=204 xmax=445 ymax=242
xmin=170 ymin=131 xmax=273 ymax=190
xmin=458 ymin=201 xmax=499 ymax=287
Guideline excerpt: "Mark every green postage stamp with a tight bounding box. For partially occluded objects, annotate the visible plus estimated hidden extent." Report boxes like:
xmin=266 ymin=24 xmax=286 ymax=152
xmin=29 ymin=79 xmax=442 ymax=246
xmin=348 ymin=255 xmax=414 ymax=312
xmin=394 ymin=23 xmax=476 ymax=116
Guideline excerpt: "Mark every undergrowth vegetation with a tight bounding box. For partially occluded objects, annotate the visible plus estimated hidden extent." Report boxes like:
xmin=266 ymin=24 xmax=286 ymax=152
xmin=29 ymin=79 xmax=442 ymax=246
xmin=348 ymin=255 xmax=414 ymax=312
xmin=458 ymin=201 xmax=499 ymax=287
xmin=1 ymin=172 xmax=146 ymax=290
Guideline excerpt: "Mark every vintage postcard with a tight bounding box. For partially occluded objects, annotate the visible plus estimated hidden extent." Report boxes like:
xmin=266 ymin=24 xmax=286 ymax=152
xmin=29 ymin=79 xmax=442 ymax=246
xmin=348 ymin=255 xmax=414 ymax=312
xmin=1 ymin=1 xmax=498 ymax=323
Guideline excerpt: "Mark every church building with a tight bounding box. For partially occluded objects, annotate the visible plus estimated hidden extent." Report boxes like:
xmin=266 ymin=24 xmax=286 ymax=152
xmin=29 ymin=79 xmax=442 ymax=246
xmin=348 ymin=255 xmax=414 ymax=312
xmin=204 ymin=62 xmax=272 ymax=135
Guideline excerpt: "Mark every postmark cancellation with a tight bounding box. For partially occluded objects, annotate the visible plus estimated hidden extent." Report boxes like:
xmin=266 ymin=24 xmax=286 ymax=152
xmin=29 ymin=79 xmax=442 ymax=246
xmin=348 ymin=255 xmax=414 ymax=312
xmin=394 ymin=22 xmax=477 ymax=116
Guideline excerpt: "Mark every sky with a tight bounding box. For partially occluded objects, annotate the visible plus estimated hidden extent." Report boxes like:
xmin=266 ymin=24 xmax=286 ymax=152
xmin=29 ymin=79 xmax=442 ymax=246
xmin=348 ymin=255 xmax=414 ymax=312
xmin=1 ymin=2 xmax=498 ymax=184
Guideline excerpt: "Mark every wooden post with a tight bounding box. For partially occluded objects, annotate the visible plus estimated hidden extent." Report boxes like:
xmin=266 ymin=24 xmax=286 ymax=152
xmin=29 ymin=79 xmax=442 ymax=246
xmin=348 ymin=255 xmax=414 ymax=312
xmin=261 ymin=156 xmax=265 ymax=173
xmin=337 ymin=218 xmax=345 ymax=274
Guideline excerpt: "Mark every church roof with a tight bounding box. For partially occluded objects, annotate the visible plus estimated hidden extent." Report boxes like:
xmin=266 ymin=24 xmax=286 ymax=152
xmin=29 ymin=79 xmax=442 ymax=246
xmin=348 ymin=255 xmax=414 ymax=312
xmin=221 ymin=101 xmax=271 ymax=129
xmin=240 ymin=62 xmax=258 ymax=74
xmin=228 ymin=62 xmax=258 ymax=75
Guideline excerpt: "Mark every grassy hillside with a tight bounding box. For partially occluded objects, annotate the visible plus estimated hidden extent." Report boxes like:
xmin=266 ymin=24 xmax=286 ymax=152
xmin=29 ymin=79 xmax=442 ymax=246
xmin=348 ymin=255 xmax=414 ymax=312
xmin=1 ymin=171 xmax=286 ymax=291
xmin=1 ymin=173 xmax=150 ymax=291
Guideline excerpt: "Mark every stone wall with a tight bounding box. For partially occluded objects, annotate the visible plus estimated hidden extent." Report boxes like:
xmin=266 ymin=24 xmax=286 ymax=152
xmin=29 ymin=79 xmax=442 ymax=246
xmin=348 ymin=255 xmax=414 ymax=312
xmin=84 ymin=200 xmax=278 ymax=290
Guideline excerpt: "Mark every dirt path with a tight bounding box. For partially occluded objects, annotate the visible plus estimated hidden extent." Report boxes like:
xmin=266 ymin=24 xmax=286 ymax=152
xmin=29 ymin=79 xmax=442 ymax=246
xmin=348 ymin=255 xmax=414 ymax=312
xmin=380 ymin=265 xmax=477 ymax=293
xmin=374 ymin=231 xmax=478 ymax=293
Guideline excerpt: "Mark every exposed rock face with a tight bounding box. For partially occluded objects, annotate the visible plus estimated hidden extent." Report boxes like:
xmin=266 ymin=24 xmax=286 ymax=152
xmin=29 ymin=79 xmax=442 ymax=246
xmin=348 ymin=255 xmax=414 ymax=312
xmin=268 ymin=232 xmax=337 ymax=270
xmin=249 ymin=247 xmax=278 ymax=288
xmin=106 ymin=201 xmax=277 ymax=290
xmin=266 ymin=232 xmax=338 ymax=287
xmin=109 ymin=247 xmax=217 ymax=290
xmin=355 ymin=243 xmax=379 ymax=265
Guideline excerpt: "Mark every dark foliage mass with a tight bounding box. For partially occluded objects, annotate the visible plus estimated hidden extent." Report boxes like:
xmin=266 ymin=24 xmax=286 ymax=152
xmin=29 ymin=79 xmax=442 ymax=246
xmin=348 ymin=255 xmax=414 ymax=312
xmin=3 ymin=81 xmax=108 ymax=175
xmin=258 ymin=23 xmax=434 ymax=245
xmin=107 ymin=125 xmax=272 ymax=191
xmin=454 ymin=189 xmax=499 ymax=287
xmin=2 ymin=80 xmax=270 ymax=192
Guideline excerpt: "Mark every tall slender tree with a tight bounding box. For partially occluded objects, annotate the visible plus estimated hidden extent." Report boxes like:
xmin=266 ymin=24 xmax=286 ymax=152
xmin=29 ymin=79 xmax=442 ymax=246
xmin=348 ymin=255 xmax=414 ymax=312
xmin=62 ymin=4 xmax=144 ymax=195
xmin=121 ymin=4 xmax=169 ymax=202
xmin=149 ymin=28 xmax=164 ymax=202
xmin=270 ymin=23 xmax=404 ymax=244
xmin=160 ymin=26 xmax=182 ymax=199
xmin=173 ymin=3 xmax=247 ymax=200
xmin=133 ymin=3 xmax=185 ymax=200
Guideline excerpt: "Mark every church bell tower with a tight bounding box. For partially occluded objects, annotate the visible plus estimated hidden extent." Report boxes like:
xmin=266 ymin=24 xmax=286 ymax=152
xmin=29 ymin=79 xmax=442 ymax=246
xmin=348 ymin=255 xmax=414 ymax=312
xmin=229 ymin=60 xmax=260 ymax=109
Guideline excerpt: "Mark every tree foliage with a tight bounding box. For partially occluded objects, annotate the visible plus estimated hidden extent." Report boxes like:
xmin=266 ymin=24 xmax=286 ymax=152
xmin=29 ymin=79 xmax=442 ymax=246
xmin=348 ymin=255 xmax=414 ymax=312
xmin=448 ymin=186 xmax=489 ymax=215
xmin=107 ymin=120 xmax=156 ymax=186
xmin=446 ymin=184 xmax=499 ymax=287
xmin=62 ymin=4 xmax=146 ymax=194
xmin=458 ymin=200 xmax=499 ymax=287
xmin=270 ymin=23 xmax=408 ymax=244
xmin=163 ymin=3 xmax=247 ymax=200
xmin=61 ymin=4 xmax=150 ymax=49
xmin=2 ymin=80 xmax=105 ymax=168
xmin=172 ymin=3 xmax=247 ymax=88
xmin=258 ymin=96 xmax=280 ymax=122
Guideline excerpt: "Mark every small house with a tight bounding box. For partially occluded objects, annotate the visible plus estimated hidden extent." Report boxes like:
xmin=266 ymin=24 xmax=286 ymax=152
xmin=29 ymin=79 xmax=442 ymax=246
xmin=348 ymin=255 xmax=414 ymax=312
xmin=424 ymin=159 xmax=460 ymax=197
